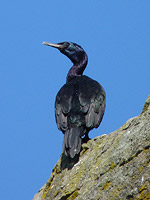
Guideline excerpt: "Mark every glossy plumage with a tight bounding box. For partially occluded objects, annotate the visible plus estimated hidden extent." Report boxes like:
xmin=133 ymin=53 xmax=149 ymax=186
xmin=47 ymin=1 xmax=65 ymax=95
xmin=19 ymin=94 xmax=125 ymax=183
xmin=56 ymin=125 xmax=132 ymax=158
xmin=43 ymin=41 xmax=106 ymax=158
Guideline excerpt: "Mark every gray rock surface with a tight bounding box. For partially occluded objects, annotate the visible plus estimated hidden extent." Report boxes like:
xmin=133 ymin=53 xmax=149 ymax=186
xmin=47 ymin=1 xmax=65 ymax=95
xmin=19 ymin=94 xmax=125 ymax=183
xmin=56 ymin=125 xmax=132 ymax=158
xmin=33 ymin=96 xmax=150 ymax=200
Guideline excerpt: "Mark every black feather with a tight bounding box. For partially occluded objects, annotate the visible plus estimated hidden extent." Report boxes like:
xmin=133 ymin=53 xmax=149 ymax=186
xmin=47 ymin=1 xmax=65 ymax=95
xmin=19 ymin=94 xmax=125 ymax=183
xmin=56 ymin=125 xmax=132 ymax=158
xmin=55 ymin=75 xmax=106 ymax=157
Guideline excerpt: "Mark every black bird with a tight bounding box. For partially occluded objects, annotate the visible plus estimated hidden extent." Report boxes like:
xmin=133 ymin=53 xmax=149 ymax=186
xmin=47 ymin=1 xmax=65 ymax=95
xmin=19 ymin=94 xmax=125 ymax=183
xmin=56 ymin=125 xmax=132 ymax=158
xmin=43 ymin=41 xmax=106 ymax=158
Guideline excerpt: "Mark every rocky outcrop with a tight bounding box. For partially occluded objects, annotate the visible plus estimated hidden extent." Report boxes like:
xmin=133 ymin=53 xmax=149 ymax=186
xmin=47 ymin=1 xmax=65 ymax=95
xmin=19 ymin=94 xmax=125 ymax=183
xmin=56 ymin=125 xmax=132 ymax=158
xmin=33 ymin=96 xmax=150 ymax=200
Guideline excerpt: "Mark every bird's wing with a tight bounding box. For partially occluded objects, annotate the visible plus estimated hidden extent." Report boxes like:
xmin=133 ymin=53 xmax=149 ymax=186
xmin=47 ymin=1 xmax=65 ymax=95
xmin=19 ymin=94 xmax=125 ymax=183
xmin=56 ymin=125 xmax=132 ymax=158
xmin=79 ymin=78 xmax=106 ymax=129
xmin=55 ymin=77 xmax=106 ymax=133
xmin=55 ymin=83 xmax=73 ymax=132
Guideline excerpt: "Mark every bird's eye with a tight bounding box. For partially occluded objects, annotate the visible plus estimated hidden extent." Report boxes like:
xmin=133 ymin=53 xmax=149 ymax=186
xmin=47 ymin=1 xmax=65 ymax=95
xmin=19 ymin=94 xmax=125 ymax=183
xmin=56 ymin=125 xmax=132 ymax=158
xmin=68 ymin=44 xmax=75 ymax=51
xmin=63 ymin=42 xmax=70 ymax=48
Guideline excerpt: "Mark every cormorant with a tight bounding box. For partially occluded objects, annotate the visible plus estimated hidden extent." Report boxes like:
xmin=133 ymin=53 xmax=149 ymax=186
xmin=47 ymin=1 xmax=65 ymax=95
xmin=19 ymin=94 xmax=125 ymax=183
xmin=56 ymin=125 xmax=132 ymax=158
xmin=43 ymin=41 xmax=106 ymax=158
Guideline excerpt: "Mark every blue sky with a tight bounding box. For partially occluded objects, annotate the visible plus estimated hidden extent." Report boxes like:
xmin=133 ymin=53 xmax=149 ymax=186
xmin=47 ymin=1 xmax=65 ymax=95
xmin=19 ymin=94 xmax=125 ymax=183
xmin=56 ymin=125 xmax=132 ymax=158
xmin=0 ymin=1 xmax=150 ymax=200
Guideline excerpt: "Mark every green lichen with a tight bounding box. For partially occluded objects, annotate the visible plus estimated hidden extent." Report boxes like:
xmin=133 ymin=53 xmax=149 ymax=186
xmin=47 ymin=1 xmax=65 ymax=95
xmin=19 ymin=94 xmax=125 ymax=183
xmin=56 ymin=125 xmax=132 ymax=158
xmin=42 ymin=161 xmax=63 ymax=199
xmin=113 ymin=191 xmax=119 ymax=198
xmin=60 ymin=189 xmax=79 ymax=200
xmin=42 ymin=183 xmax=52 ymax=199
xmin=81 ymin=144 xmax=89 ymax=155
xmin=110 ymin=161 xmax=117 ymax=170
xmin=140 ymin=185 xmax=147 ymax=192
xmin=54 ymin=190 xmax=60 ymax=197
xmin=137 ymin=185 xmax=150 ymax=200
xmin=60 ymin=191 xmax=73 ymax=200
xmin=103 ymin=181 xmax=111 ymax=190
xmin=52 ymin=162 xmax=62 ymax=174
xmin=140 ymin=166 xmax=144 ymax=173
xmin=144 ymin=145 xmax=150 ymax=153
xmin=67 ymin=190 xmax=79 ymax=200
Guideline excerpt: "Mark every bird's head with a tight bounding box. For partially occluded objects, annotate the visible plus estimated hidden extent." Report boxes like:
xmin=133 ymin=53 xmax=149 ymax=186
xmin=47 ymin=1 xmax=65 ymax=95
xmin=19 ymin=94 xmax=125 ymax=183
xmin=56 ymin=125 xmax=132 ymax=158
xmin=42 ymin=41 xmax=87 ymax=65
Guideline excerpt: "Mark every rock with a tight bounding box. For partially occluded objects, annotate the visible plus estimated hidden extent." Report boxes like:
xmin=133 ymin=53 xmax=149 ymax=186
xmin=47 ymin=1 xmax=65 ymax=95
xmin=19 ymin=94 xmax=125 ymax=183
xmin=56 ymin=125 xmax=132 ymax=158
xmin=33 ymin=96 xmax=150 ymax=200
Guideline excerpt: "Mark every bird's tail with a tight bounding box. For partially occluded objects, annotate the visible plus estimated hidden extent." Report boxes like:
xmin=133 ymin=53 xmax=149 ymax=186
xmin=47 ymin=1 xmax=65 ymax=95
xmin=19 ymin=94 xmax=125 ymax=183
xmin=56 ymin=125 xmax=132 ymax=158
xmin=63 ymin=127 xmax=83 ymax=158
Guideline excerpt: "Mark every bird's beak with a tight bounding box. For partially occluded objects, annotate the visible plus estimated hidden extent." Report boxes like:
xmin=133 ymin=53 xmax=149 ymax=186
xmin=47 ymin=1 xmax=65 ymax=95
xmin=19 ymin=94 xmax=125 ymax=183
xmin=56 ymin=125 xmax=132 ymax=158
xmin=42 ymin=42 xmax=64 ymax=49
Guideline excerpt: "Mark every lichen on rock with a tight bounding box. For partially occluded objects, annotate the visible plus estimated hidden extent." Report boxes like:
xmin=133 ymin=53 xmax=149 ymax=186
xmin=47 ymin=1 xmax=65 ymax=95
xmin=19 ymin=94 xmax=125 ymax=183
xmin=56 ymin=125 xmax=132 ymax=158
xmin=33 ymin=96 xmax=150 ymax=200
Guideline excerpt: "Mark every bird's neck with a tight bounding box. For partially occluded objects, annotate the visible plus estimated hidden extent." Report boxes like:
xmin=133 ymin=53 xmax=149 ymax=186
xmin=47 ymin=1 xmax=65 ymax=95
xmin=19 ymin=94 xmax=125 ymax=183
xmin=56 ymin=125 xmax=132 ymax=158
xmin=66 ymin=53 xmax=88 ymax=82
